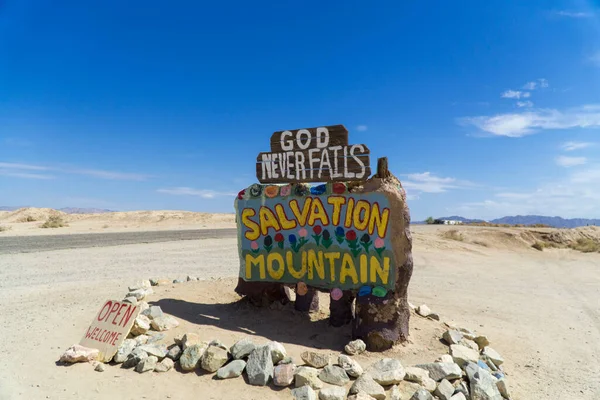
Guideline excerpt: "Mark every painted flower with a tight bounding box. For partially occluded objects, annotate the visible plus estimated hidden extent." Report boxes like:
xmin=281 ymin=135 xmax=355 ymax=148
xmin=248 ymin=183 xmax=263 ymax=197
xmin=313 ymin=225 xmax=322 ymax=235
xmin=265 ymin=185 xmax=279 ymax=198
xmin=264 ymin=235 xmax=273 ymax=247
xmin=335 ymin=226 xmax=345 ymax=237
xmin=310 ymin=184 xmax=326 ymax=195
xmin=322 ymin=230 xmax=331 ymax=240
xmin=332 ymin=182 xmax=346 ymax=194
xmin=345 ymin=230 xmax=357 ymax=241
xmin=250 ymin=241 xmax=259 ymax=250
xmin=289 ymin=234 xmax=297 ymax=244
xmin=237 ymin=189 xmax=246 ymax=200
xmin=298 ymin=228 xmax=308 ymax=238
xmin=274 ymin=233 xmax=284 ymax=243
xmin=294 ymin=183 xmax=310 ymax=196
xmin=360 ymin=233 xmax=371 ymax=243
xmin=374 ymin=237 xmax=385 ymax=249
xmin=279 ymin=184 xmax=292 ymax=197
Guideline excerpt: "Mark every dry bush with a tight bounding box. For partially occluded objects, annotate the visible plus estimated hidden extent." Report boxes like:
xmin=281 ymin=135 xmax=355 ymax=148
xmin=18 ymin=216 xmax=37 ymax=222
xmin=569 ymin=238 xmax=600 ymax=253
xmin=0 ymin=225 xmax=10 ymax=232
xmin=40 ymin=215 xmax=68 ymax=229
xmin=442 ymin=229 xmax=464 ymax=241
xmin=531 ymin=242 xmax=545 ymax=251
xmin=102 ymin=224 xmax=109 ymax=229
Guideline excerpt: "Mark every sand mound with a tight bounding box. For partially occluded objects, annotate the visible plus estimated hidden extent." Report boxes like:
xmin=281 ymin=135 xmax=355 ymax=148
xmin=69 ymin=210 xmax=234 ymax=224
xmin=0 ymin=207 xmax=67 ymax=223
xmin=541 ymin=225 xmax=600 ymax=244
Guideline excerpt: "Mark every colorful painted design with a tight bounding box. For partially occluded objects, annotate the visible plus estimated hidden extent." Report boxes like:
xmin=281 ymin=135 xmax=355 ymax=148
xmin=235 ymin=190 xmax=396 ymax=290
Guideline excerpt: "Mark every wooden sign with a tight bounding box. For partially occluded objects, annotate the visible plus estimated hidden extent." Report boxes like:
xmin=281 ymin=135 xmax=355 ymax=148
xmin=235 ymin=183 xmax=396 ymax=290
xmin=80 ymin=300 xmax=140 ymax=362
xmin=256 ymin=125 xmax=371 ymax=183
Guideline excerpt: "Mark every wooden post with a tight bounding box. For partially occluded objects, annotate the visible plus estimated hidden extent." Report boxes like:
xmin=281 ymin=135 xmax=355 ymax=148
xmin=329 ymin=290 xmax=355 ymax=327
xmin=376 ymin=157 xmax=390 ymax=178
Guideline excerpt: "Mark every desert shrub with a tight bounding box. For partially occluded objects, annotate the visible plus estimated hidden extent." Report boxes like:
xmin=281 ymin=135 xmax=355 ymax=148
xmin=18 ymin=216 xmax=37 ymax=222
xmin=569 ymin=238 xmax=600 ymax=253
xmin=531 ymin=242 xmax=545 ymax=251
xmin=442 ymin=229 xmax=464 ymax=241
xmin=0 ymin=225 xmax=10 ymax=232
xmin=40 ymin=215 xmax=68 ymax=229
xmin=102 ymin=224 xmax=109 ymax=229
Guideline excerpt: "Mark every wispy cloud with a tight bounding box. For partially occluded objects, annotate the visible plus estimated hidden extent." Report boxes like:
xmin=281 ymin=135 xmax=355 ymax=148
xmin=554 ymin=10 xmax=594 ymax=18
xmin=402 ymin=172 xmax=474 ymax=194
xmin=157 ymin=187 xmax=236 ymax=198
xmin=0 ymin=161 xmax=149 ymax=181
xmin=0 ymin=162 xmax=49 ymax=171
xmin=459 ymin=104 xmax=600 ymax=137
xmin=556 ymin=155 xmax=587 ymax=167
xmin=0 ymin=170 xmax=54 ymax=179
xmin=69 ymin=169 xmax=149 ymax=181
xmin=522 ymin=79 xmax=549 ymax=90
xmin=356 ymin=125 xmax=368 ymax=132
xmin=562 ymin=141 xmax=594 ymax=151
xmin=516 ymin=101 xmax=534 ymax=108
xmin=501 ymin=90 xmax=530 ymax=99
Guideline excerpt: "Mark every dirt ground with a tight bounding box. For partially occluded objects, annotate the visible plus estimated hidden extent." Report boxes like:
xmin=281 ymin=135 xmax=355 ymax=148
xmin=0 ymin=224 xmax=599 ymax=399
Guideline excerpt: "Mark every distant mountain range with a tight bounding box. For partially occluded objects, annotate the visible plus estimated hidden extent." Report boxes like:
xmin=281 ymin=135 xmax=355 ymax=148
xmin=415 ymin=215 xmax=600 ymax=228
xmin=0 ymin=206 xmax=114 ymax=214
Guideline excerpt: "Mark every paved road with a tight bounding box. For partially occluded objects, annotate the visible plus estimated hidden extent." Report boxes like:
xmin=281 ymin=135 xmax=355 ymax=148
xmin=0 ymin=228 xmax=238 ymax=254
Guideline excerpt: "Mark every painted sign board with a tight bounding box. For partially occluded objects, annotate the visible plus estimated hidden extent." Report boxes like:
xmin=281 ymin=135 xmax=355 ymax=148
xmin=80 ymin=300 xmax=140 ymax=362
xmin=256 ymin=125 xmax=371 ymax=184
xmin=235 ymin=183 xmax=396 ymax=290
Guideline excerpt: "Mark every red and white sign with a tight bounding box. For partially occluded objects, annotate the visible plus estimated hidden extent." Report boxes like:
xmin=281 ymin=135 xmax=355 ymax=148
xmin=80 ymin=300 xmax=140 ymax=362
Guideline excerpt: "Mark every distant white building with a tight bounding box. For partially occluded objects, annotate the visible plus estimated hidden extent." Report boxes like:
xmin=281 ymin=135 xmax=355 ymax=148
xmin=442 ymin=219 xmax=463 ymax=225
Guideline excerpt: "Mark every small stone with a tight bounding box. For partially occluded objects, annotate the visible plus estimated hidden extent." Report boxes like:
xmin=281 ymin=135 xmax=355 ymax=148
xmin=482 ymin=355 xmax=499 ymax=371
xmin=113 ymin=339 xmax=137 ymax=363
xmin=123 ymin=296 xmax=138 ymax=305
xmin=318 ymin=386 xmax=347 ymax=400
xmin=200 ymin=345 xmax=229 ymax=372
xmin=230 ymin=338 xmax=256 ymax=360
xmin=179 ymin=343 xmax=208 ymax=371
xmin=149 ymin=278 xmax=159 ymax=286
xmin=390 ymin=385 xmax=401 ymax=400
xmin=348 ymin=394 xmax=376 ymax=400
xmin=150 ymin=315 xmax=179 ymax=331
xmin=138 ymin=344 xmax=168 ymax=360
xmin=94 ymin=363 xmax=105 ymax=372
xmin=216 ymin=359 xmax=246 ymax=379
xmin=135 ymin=355 xmax=158 ymax=373
xmin=301 ymin=351 xmax=330 ymax=368
xmin=345 ymin=339 xmax=366 ymax=355
xmin=460 ymin=338 xmax=480 ymax=352
xmin=122 ymin=348 xmax=148 ymax=368
xmin=450 ymin=394 xmax=467 ymax=400
xmin=474 ymin=336 xmax=490 ymax=350
xmin=404 ymin=367 xmax=435 ymax=391
xmin=410 ymin=388 xmax=434 ymax=400
xmin=126 ymin=289 xmax=147 ymax=301
xmin=181 ymin=333 xmax=202 ymax=350
xmin=267 ymin=341 xmax=287 ymax=364
xmin=454 ymin=380 xmax=470 ymax=398
xmin=154 ymin=357 xmax=174 ymax=372
xmin=173 ymin=334 xmax=183 ymax=346
xmin=496 ymin=378 xmax=510 ymax=399
xmin=141 ymin=306 xmax=164 ymax=320
xmin=366 ymin=358 xmax=405 ymax=385
xmin=134 ymin=335 xmax=149 ymax=346
xmin=318 ymin=365 xmax=350 ymax=386
xmin=338 ymin=354 xmax=363 ymax=378
xmin=209 ymin=339 xmax=228 ymax=351
xmin=166 ymin=345 xmax=182 ymax=361
xmin=291 ymin=385 xmax=317 ymax=400
xmin=450 ymin=344 xmax=480 ymax=367
xmin=246 ymin=346 xmax=274 ymax=386
xmin=59 ymin=345 xmax=99 ymax=363
xmin=349 ymin=374 xmax=386 ymax=400
xmin=459 ymin=327 xmax=476 ymax=340
xmin=414 ymin=363 xmax=462 ymax=382
xmin=482 ymin=347 xmax=504 ymax=366
xmin=428 ymin=313 xmax=440 ymax=321
xmin=465 ymin=362 xmax=480 ymax=382
xmin=416 ymin=304 xmax=431 ymax=317
xmin=394 ymin=381 xmax=421 ymax=399
xmin=470 ymin=367 xmax=502 ymax=400
xmin=186 ymin=275 xmax=194 ymax=281
xmin=173 ymin=279 xmax=184 ymax=283
xmin=273 ymin=363 xmax=296 ymax=386
xmin=437 ymin=354 xmax=454 ymax=363
xmin=137 ymin=301 xmax=149 ymax=312
xmin=294 ymin=366 xmax=323 ymax=390
xmin=128 ymin=280 xmax=151 ymax=291
xmin=278 ymin=356 xmax=294 ymax=365
xmin=146 ymin=332 xmax=166 ymax=344
xmin=442 ymin=330 xmax=464 ymax=345
xmin=130 ymin=315 xmax=151 ymax=336
xmin=434 ymin=379 xmax=455 ymax=400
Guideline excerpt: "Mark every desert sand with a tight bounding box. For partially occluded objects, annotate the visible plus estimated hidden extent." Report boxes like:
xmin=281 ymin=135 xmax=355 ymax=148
xmin=0 ymin=209 xmax=599 ymax=399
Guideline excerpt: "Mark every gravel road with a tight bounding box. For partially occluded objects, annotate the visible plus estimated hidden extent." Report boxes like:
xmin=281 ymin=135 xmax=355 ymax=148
xmin=0 ymin=228 xmax=238 ymax=254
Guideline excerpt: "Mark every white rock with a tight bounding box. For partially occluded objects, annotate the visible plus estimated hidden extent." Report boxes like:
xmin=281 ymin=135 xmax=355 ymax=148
xmin=59 ymin=345 xmax=99 ymax=363
xmin=319 ymin=386 xmax=347 ymax=400
xmin=154 ymin=357 xmax=174 ymax=372
xmin=450 ymin=344 xmax=480 ymax=367
xmin=134 ymin=334 xmax=149 ymax=345
xmin=338 ymin=354 xmax=363 ymax=377
xmin=404 ymin=367 xmax=435 ymax=392
xmin=137 ymin=301 xmax=149 ymax=313
xmin=292 ymin=385 xmax=317 ymax=400
xmin=450 ymin=394 xmax=467 ymax=400
xmin=434 ymin=379 xmax=455 ymax=400
xmin=442 ymin=330 xmax=463 ymax=345
xmin=135 ymin=355 xmax=158 ymax=373
xmin=414 ymin=363 xmax=462 ymax=382
xmin=482 ymin=347 xmax=504 ymax=366
xmin=130 ymin=315 xmax=151 ymax=336
xmin=349 ymin=374 xmax=386 ymax=400
xmin=470 ymin=367 xmax=502 ymax=400
xmin=344 ymin=339 xmax=366 ymax=355
xmin=318 ymin=365 xmax=350 ymax=386
xmin=216 ymin=359 xmax=246 ymax=379
xmin=460 ymin=338 xmax=480 ymax=352
xmin=141 ymin=305 xmax=163 ymax=320
xmin=94 ymin=363 xmax=105 ymax=372
xmin=150 ymin=315 xmax=179 ymax=331
xmin=366 ymin=358 xmax=405 ymax=385
xmin=416 ymin=304 xmax=432 ymax=317
xmin=113 ymin=339 xmax=137 ymax=363
xmin=436 ymin=354 xmax=454 ymax=363
xmin=122 ymin=296 xmax=138 ymax=305
xmin=181 ymin=333 xmax=202 ymax=350
xmin=267 ymin=341 xmax=287 ymax=364
xmin=294 ymin=366 xmax=323 ymax=390
xmin=126 ymin=288 xmax=147 ymax=301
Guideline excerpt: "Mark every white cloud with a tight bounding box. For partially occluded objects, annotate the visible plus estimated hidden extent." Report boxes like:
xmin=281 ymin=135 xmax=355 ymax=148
xmin=0 ymin=162 xmax=49 ymax=171
xmin=0 ymin=170 xmax=54 ymax=179
xmin=562 ymin=141 xmax=594 ymax=151
xmin=522 ymin=79 xmax=549 ymax=90
xmin=356 ymin=125 xmax=368 ymax=132
xmin=157 ymin=187 xmax=235 ymax=198
xmin=538 ymin=78 xmax=549 ymax=88
xmin=555 ymin=10 xmax=593 ymax=18
xmin=501 ymin=90 xmax=531 ymax=99
xmin=402 ymin=172 xmax=473 ymax=194
xmin=459 ymin=104 xmax=600 ymax=137
xmin=69 ymin=169 xmax=149 ymax=181
xmin=0 ymin=161 xmax=149 ymax=181
xmin=556 ymin=155 xmax=587 ymax=167
xmin=516 ymin=101 xmax=534 ymax=108
xmin=522 ymin=82 xmax=537 ymax=90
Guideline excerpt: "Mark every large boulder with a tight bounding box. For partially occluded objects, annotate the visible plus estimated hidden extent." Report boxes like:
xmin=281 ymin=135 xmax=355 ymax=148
xmin=267 ymin=341 xmax=287 ymax=364
xmin=301 ymin=351 xmax=330 ymax=368
xmin=318 ymin=365 xmax=350 ymax=386
xmin=434 ymin=379 xmax=455 ymax=400
xmin=230 ymin=338 xmax=256 ymax=360
xmin=482 ymin=347 xmax=504 ymax=366
xmin=246 ymin=346 xmax=274 ymax=386
xmin=450 ymin=344 xmax=480 ymax=367
xmin=150 ymin=315 xmax=179 ymax=331
xmin=294 ymin=366 xmax=323 ymax=390
xmin=130 ymin=315 xmax=151 ymax=336
xmin=414 ymin=362 xmax=462 ymax=381
xmin=179 ymin=343 xmax=208 ymax=371
xmin=366 ymin=358 xmax=405 ymax=385
xmin=349 ymin=374 xmax=386 ymax=400
xmin=59 ymin=345 xmax=99 ymax=363
xmin=200 ymin=345 xmax=229 ymax=372
xmin=470 ymin=367 xmax=503 ymax=400
xmin=138 ymin=344 xmax=168 ymax=360
xmin=273 ymin=363 xmax=296 ymax=387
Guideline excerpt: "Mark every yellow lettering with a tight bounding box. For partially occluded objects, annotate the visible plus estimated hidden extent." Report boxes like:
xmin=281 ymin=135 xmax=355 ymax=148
xmin=340 ymin=253 xmax=358 ymax=285
xmin=259 ymin=207 xmax=281 ymax=236
xmin=242 ymin=208 xmax=260 ymax=241
xmin=370 ymin=256 xmax=390 ymax=284
xmin=307 ymin=197 xmax=329 ymax=226
xmin=368 ymin=203 xmax=390 ymax=237
xmin=353 ymin=200 xmax=370 ymax=231
xmin=290 ymin=198 xmax=312 ymax=226
xmin=327 ymin=196 xmax=346 ymax=225
xmin=275 ymin=204 xmax=297 ymax=230
xmin=287 ymin=251 xmax=306 ymax=279
xmin=267 ymin=252 xmax=285 ymax=280
xmin=344 ymin=198 xmax=355 ymax=228
xmin=359 ymin=254 xmax=368 ymax=283
xmin=245 ymin=253 xmax=265 ymax=279
xmin=307 ymin=250 xmax=325 ymax=280
xmin=324 ymin=252 xmax=340 ymax=282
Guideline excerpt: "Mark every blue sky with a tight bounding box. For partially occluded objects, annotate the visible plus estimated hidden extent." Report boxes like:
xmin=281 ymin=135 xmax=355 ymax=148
xmin=1 ymin=0 xmax=600 ymax=220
